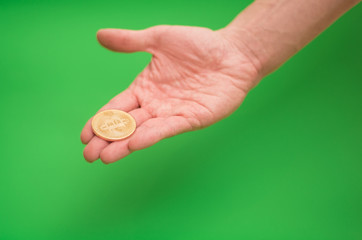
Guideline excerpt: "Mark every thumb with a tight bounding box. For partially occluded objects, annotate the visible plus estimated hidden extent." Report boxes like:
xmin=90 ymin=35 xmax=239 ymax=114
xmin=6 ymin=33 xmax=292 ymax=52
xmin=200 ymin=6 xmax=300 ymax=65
xmin=96 ymin=28 xmax=155 ymax=53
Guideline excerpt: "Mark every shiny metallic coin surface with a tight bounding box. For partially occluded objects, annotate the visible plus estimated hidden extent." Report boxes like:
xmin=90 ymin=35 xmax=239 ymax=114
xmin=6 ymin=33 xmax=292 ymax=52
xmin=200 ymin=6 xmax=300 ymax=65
xmin=91 ymin=109 xmax=136 ymax=141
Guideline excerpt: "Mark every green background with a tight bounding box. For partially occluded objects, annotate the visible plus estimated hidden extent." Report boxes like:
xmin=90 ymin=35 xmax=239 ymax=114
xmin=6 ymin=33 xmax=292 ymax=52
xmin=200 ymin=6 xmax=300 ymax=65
xmin=1 ymin=0 xmax=361 ymax=239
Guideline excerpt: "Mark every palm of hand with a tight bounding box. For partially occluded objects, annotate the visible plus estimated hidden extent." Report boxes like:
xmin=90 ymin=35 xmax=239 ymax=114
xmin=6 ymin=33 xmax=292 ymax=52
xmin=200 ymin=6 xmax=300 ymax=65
xmin=81 ymin=25 xmax=259 ymax=163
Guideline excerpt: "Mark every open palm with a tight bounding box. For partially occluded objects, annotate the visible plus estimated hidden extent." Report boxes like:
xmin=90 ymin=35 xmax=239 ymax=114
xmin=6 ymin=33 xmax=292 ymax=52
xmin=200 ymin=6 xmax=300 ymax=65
xmin=81 ymin=25 xmax=260 ymax=164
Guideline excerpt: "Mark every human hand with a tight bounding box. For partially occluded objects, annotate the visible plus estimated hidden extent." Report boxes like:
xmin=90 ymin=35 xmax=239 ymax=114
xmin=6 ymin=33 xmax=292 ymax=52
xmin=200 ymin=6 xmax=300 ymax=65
xmin=81 ymin=25 xmax=261 ymax=164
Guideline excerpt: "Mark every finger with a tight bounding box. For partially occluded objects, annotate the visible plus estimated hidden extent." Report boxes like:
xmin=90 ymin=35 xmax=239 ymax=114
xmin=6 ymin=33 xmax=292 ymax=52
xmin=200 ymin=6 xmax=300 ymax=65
xmin=83 ymin=136 xmax=109 ymax=163
xmin=103 ymin=89 xmax=139 ymax=111
xmin=99 ymin=108 xmax=153 ymax=164
xmin=97 ymin=28 xmax=155 ymax=53
xmin=80 ymin=118 xmax=93 ymax=144
xmin=99 ymin=139 xmax=130 ymax=165
xmin=129 ymin=116 xmax=194 ymax=151
xmin=80 ymin=89 xmax=139 ymax=144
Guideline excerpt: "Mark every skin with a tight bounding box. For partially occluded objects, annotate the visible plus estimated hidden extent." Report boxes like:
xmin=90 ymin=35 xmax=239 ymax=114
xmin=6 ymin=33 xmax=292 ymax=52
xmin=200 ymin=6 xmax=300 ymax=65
xmin=81 ymin=0 xmax=359 ymax=164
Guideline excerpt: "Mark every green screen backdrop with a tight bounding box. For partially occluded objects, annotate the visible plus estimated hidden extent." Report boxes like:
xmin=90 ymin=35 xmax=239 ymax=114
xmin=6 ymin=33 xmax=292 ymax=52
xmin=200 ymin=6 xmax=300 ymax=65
xmin=1 ymin=0 xmax=361 ymax=239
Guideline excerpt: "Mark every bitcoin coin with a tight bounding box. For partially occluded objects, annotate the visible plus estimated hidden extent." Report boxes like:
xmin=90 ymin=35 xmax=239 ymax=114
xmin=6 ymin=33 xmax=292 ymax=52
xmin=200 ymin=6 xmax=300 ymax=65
xmin=91 ymin=109 xmax=136 ymax=141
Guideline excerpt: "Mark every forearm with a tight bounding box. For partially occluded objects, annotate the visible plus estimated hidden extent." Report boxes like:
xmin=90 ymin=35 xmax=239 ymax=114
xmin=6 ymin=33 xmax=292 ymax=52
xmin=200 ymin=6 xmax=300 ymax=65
xmin=219 ymin=0 xmax=360 ymax=76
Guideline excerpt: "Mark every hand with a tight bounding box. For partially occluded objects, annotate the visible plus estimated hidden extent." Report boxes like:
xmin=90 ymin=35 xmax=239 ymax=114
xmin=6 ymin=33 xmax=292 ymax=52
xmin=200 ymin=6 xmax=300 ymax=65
xmin=81 ymin=25 xmax=260 ymax=164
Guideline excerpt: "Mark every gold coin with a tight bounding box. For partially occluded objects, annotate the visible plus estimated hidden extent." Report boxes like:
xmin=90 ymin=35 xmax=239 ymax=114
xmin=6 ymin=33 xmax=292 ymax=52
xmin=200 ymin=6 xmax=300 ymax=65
xmin=91 ymin=109 xmax=136 ymax=141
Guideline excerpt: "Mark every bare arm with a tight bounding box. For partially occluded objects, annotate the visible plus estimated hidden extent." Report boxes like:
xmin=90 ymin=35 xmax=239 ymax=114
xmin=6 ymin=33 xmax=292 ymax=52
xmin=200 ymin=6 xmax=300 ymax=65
xmin=219 ymin=0 xmax=360 ymax=77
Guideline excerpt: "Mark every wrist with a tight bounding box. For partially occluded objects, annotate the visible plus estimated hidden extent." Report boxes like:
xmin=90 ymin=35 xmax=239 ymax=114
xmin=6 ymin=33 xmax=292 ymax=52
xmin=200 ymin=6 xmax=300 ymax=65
xmin=217 ymin=25 xmax=268 ymax=79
